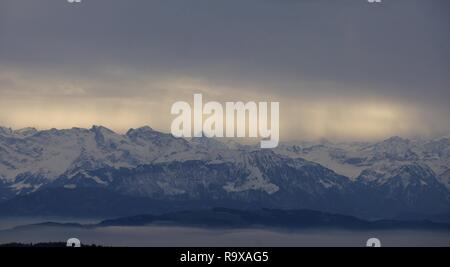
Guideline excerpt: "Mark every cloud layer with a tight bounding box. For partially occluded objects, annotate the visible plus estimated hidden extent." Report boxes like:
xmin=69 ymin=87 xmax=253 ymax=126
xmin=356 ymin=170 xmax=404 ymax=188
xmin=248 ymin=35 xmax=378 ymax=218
xmin=0 ymin=0 xmax=449 ymax=140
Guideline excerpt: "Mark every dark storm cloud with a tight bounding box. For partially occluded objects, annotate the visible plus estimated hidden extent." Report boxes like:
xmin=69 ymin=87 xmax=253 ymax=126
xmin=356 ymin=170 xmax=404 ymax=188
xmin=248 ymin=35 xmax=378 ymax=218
xmin=0 ymin=0 xmax=449 ymax=138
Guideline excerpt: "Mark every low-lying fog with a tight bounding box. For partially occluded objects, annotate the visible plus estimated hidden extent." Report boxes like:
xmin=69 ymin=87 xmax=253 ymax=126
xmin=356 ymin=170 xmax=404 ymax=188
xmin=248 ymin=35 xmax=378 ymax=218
xmin=0 ymin=218 xmax=449 ymax=247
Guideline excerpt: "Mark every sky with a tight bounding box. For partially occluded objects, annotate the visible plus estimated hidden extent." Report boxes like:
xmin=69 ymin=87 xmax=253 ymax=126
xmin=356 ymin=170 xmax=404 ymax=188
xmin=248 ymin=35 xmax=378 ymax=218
xmin=0 ymin=0 xmax=449 ymax=141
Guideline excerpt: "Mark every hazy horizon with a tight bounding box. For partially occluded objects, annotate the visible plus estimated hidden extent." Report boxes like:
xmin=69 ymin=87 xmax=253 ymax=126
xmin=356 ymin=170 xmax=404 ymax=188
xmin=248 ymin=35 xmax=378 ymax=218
xmin=1 ymin=123 xmax=449 ymax=143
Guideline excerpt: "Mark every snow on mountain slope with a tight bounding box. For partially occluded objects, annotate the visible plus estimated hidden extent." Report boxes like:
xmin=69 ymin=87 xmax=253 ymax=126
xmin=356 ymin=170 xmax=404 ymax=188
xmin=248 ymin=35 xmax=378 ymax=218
xmin=0 ymin=126 xmax=449 ymax=216
xmin=0 ymin=125 xmax=262 ymax=195
xmin=0 ymin=126 xmax=202 ymax=193
xmin=44 ymin=149 xmax=356 ymax=215
xmin=362 ymin=136 xmax=419 ymax=162
xmin=0 ymin=127 xmax=39 ymax=138
xmin=356 ymin=162 xmax=450 ymax=214
xmin=275 ymin=136 xmax=450 ymax=181
xmin=274 ymin=143 xmax=365 ymax=179
xmin=0 ymin=126 xmax=449 ymax=217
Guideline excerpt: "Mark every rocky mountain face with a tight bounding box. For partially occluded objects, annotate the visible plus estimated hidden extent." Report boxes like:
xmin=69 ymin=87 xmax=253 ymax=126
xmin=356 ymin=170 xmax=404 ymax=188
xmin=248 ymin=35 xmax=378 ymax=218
xmin=0 ymin=126 xmax=449 ymax=218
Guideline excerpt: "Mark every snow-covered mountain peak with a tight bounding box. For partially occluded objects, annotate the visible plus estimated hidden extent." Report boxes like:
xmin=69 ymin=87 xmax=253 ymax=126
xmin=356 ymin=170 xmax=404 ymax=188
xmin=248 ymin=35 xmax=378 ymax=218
xmin=361 ymin=136 xmax=418 ymax=162
xmin=370 ymin=136 xmax=411 ymax=150
xmin=357 ymin=161 xmax=435 ymax=186
xmin=0 ymin=127 xmax=39 ymax=138
xmin=126 ymin=126 xmax=154 ymax=136
xmin=382 ymin=136 xmax=410 ymax=143
xmin=13 ymin=127 xmax=38 ymax=137
xmin=0 ymin=127 xmax=13 ymax=136
xmin=0 ymin=128 xmax=449 ymax=217
xmin=90 ymin=125 xmax=117 ymax=135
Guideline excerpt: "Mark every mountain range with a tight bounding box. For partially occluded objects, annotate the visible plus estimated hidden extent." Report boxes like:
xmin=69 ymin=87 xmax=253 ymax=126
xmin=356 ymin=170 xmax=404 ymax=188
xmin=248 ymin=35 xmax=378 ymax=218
xmin=0 ymin=126 xmax=449 ymax=219
xmin=5 ymin=208 xmax=450 ymax=232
